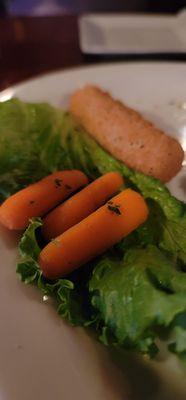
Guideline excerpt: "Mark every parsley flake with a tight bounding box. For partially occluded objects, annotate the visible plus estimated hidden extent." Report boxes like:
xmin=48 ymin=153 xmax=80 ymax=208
xmin=54 ymin=178 xmax=63 ymax=188
xmin=51 ymin=238 xmax=61 ymax=247
xmin=107 ymin=203 xmax=121 ymax=215
xmin=65 ymin=184 xmax=72 ymax=190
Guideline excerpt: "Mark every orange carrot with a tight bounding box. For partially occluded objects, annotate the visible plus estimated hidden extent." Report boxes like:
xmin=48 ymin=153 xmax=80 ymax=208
xmin=0 ymin=170 xmax=88 ymax=230
xmin=42 ymin=172 xmax=124 ymax=241
xmin=39 ymin=189 xmax=148 ymax=279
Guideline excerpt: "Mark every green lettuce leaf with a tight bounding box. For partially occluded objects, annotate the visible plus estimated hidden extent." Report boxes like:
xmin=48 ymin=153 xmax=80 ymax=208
xmin=169 ymin=312 xmax=186 ymax=356
xmin=0 ymin=98 xmax=185 ymax=264
xmin=16 ymin=219 xmax=86 ymax=325
xmin=89 ymin=246 xmax=186 ymax=356
xmin=0 ymin=99 xmax=73 ymax=200
xmin=0 ymin=98 xmax=186 ymax=357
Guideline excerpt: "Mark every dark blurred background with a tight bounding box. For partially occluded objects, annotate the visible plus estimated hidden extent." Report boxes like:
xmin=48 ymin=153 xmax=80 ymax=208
xmin=0 ymin=0 xmax=185 ymax=16
xmin=0 ymin=0 xmax=185 ymax=91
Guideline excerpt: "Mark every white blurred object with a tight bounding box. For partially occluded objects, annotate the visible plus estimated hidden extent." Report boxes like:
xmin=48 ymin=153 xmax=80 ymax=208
xmin=79 ymin=9 xmax=186 ymax=54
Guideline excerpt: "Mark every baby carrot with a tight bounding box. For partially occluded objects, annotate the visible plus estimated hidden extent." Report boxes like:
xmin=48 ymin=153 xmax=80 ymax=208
xmin=0 ymin=170 xmax=88 ymax=230
xmin=39 ymin=188 xmax=148 ymax=279
xmin=42 ymin=172 xmax=124 ymax=241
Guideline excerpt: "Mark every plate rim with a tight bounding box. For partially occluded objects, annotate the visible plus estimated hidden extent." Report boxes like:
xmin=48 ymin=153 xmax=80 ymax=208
xmin=1 ymin=61 xmax=186 ymax=98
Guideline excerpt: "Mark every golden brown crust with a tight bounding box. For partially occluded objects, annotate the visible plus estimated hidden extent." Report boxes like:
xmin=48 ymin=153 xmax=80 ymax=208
xmin=70 ymin=85 xmax=184 ymax=182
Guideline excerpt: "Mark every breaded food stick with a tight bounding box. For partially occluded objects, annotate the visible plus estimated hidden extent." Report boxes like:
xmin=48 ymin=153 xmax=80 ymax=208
xmin=70 ymin=85 xmax=184 ymax=182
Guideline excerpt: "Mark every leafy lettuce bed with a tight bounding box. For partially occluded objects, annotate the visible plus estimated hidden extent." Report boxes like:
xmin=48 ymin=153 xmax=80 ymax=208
xmin=1 ymin=99 xmax=186 ymax=357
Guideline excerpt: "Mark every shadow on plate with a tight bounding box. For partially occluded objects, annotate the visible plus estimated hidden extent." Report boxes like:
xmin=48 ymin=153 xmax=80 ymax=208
xmin=179 ymin=175 xmax=186 ymax=195
xmin=109 ymin=346 xmax=186 ymax=400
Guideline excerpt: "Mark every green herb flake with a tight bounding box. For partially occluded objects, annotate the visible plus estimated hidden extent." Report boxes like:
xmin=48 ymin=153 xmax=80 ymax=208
xmin=65 ymin=184 xmax=72 ymax=190
xmin=107 ymin=203 xmax=121 ymax=215
xmin=54 ymin=178 xmax=63 ymax=188
xmin=51 ymin=238 xmax=61 ymax=247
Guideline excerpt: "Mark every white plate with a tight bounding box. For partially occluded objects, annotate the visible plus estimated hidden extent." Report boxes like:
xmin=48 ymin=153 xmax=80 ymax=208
xmin=79 ymin=10 xmax=186 ymax=54
xmin=0 ymin=62 xmax=186 ymax=400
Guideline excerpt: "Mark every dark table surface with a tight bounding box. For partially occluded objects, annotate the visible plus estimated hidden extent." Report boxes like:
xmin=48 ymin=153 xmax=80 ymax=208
xmin=0 ymin=15 xmax=84 ymax=91
xmin=0 ymin=15 xmax=186 ymax=92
